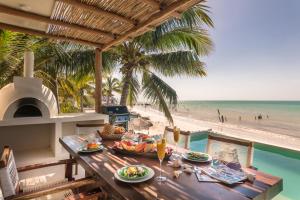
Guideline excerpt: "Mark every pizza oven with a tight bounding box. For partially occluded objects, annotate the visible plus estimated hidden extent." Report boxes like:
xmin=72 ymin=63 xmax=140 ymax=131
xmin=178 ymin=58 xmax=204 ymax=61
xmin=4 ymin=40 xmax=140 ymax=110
xmin=0 ymin=51 xmax=58 ymax=120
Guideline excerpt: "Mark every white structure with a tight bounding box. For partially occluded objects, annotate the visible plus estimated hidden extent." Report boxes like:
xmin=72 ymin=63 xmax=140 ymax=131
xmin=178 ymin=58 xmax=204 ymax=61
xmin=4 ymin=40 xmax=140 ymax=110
xmin=0 ymin=52 xmax=108 ymax=164
xmin=0 ymin=50 xmax=58 ymax=120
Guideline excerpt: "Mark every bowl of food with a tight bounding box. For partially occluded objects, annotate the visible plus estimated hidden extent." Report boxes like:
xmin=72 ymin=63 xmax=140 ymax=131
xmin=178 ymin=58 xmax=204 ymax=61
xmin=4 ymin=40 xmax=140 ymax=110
xmin=182 ymin=151 xmax=212 ymax=162
xmin=78 ymin=142 xmax=104 ymax=153
xmin=117 ymin=165 xmax=149 ymax=180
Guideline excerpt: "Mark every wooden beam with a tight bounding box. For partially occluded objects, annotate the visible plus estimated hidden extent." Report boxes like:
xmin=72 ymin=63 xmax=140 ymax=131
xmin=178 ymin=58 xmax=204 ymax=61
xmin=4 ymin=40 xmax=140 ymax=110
xmin=171 ymin=11 xmax=183 ymax=19
xmin=17 ymin=159 xmax=76 ymax=172
xmin=57 ymin=0 xmax=136 ymax=26
xmin=0 ymin=4 xmax=114 ymax=39
xmin=95 ymin=48 xmax=102 ymax=113
xmin=0 ymin=22 xmax=102 ymax=47
xmin=138 ymin=0 xmax=160 ymax=10
xmin=102 ymin=0 xmax=202 ymax=51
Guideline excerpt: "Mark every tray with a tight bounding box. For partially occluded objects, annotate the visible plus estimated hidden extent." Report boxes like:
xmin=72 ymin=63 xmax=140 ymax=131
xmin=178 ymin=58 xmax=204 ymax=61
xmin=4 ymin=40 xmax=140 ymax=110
xmin=112 ymin=147 xmax=172 ymax=160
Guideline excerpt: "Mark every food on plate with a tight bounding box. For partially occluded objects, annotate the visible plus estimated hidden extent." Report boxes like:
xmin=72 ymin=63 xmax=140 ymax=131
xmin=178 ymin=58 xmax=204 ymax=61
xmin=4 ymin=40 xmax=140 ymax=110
xmin=87 ymin=142 xmax=99 ymax=150
xmin=122 ymin=132 xmax=136 ymax=140
xmin=120 ymin=140 xmax=135 ymax=152
xmin=113 ymin=136 xmax=173 ymax=156
xmin=138 ymin=134 xmax=150 ymax=141
xmin=114 ymin=126 xmax=126 ymax=134
xmin=187 ymin=152 xmax=209 ymax=161
xmin=143 ymin=143 xmax=155 ymax=153
xmin=135 ymin=143 xmax=146 ymax=153
xmin=119 ymin=166 xmax=148 ymax=179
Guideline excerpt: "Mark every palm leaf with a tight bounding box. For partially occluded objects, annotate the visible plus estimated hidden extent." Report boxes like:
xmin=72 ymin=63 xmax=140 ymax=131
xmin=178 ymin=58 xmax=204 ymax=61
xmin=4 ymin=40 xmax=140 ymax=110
xmin=126 ymin=75 xmax=140 ymax=107
xmin=148 ymin=50 xmax=206 ymax=77
xmin=142 ymin=72 xmax=177 ymax=123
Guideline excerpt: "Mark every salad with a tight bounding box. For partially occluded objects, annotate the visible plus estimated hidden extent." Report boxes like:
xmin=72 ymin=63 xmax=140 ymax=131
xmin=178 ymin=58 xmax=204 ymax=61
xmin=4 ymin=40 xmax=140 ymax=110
xmin=187 ymin=152 xmax=209 ymax=161
xmin=118 ymin=166 xmax=149 ymax=180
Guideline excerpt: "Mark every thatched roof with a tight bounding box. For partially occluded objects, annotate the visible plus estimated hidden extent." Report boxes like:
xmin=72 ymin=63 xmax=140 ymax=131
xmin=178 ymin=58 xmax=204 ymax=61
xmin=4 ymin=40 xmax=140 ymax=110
xmin=0 ymin=0 xmax=202 ymax=51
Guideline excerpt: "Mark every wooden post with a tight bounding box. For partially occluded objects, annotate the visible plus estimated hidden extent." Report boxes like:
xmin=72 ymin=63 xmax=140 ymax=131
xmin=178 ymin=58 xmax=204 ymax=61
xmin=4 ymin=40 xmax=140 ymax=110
xmin=95 ymin=48 xmax=102 ymax=113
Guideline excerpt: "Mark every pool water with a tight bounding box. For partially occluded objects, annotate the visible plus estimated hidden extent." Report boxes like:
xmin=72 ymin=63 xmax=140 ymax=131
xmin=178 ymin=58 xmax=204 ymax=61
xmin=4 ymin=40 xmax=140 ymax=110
xmin=189 ymin=133 xmax=300 ymax=200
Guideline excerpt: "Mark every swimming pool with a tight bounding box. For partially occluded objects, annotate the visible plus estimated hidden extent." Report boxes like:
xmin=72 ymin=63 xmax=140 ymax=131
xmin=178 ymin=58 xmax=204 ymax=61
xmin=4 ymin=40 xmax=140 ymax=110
xmin=189 ymin=132 xmax=300 ymax=200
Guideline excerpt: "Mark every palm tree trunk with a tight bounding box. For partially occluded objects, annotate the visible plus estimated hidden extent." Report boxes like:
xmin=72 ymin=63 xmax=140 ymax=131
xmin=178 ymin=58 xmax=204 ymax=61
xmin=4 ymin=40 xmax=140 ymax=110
xmin=120 ymin=71 xmax=132 ymax=106
xmin=107 ymin=94 xmax=110 ymax=105
xmin=54 ymin=78 xmax=60 ymax=113
xmin=80 ymin=89 xmax=84 ymax=112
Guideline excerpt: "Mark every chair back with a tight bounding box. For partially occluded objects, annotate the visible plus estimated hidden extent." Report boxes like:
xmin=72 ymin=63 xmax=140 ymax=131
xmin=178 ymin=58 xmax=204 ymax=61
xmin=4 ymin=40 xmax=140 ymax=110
xmin=0 ymin=146 xmax=19 ymax=198
xmin=206 ymin=133 xmax=254 ymax=168
xmin=163 ymin=126 xmax=191 ymax=149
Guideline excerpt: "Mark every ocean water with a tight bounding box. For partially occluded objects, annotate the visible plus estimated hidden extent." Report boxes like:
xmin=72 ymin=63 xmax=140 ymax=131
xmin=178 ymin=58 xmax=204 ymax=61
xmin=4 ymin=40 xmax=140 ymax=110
xmin=176 ymin=101 xmax=300 ymax=137
xmin=189 ymin=132 xmax=300 ymax=200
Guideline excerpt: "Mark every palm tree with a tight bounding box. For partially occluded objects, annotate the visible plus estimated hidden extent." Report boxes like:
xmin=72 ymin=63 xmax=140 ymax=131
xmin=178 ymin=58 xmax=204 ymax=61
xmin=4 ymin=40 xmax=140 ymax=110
xmin=59 ymin=74 xmax=95 ymax=112
xmin=106 ymin=3 xmax=214 ymax=123
xmin=0 ymin=31 xmax=114 ymax=112
xmin=102 ymin=76 xmax=121 ymax=105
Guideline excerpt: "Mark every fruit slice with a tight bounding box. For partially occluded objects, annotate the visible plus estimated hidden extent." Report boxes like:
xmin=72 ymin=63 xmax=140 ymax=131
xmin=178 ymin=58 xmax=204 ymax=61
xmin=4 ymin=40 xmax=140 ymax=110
xmin=135 ymin=143 xmax=146 ymax=153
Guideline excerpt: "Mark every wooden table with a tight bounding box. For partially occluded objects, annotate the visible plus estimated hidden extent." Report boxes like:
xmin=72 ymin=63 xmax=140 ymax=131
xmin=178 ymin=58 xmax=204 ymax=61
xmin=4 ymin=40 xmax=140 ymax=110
xmin=60 ymin=135 xmax=283 ymax=200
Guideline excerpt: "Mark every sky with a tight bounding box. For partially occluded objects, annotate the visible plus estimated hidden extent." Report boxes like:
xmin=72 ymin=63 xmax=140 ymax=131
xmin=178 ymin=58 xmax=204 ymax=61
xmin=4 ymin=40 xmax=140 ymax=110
xmin=162 ymin=0 xmax=300 ymax=101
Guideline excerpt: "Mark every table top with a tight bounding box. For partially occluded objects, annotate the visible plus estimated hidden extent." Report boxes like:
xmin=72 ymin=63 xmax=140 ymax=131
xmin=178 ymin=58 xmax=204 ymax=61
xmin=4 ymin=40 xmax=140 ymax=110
xmin=59 ymin=135 xmax=283 ymax=200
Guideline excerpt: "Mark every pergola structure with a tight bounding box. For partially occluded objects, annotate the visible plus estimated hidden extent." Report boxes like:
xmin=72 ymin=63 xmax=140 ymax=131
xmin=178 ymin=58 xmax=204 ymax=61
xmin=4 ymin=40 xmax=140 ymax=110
xmin=0 ymin=0 xmax=202 ymax=113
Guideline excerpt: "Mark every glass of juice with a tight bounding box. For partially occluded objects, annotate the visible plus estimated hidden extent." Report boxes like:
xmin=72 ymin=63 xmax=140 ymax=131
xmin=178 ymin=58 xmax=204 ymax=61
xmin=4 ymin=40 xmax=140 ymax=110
xmin=173 ymin=126 xmax=180 ymax=158
xmin=156 ymin=138 xmax=167 ymax=182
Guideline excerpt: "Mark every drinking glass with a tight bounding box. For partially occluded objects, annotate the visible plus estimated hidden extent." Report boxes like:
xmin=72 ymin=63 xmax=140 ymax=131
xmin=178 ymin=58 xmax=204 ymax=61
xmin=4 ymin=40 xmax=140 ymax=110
xmin=173 ymin=127 xmax=180 ymax=158
xmin=156 ymin=138 xmax=167 ymax=182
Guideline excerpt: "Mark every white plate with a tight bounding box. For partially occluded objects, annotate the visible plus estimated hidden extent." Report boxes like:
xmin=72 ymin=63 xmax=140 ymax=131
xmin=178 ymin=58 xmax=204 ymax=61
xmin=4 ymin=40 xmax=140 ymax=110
xmin=114 ymin=166 xmax=155 ymax=183
xmin=77 ymin=145 xmax=104 ymax=153
xmin=182 ymin=153 xmax=212 ymax=163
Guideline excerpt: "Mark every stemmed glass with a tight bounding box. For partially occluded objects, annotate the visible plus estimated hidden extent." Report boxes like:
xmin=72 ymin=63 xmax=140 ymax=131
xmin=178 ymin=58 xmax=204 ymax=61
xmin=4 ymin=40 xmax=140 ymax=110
xmin=173 ymin=126 xmax=180 ymax=159
xmin=156 ymin=138 xmax=167 ymax=182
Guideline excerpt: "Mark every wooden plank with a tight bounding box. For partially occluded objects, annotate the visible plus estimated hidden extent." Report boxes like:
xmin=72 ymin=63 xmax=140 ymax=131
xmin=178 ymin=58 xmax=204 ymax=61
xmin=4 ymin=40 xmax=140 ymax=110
xmin=76 ymin=123 xmax=105 ymax=127
xmin=57 ymin=0 xmax=136 ymax=26
xmin=0 ymin=4 xmax=115 ymax=39
xmin=102 ymin=0 xmax=202 ymax=51
xmin=17 ymin=159 xmax=76 ymax=172
xmin=138 ymin=0 xmax=160 ymax=9
xmin=0 ymin=22 xmax=102 ymax=47
xmin=208 ymin=134 xmax=252 ymax=147
xmin=247 ymin=143 xmax=254 ymax=167
xmin=95 ymin=48 xmax=103 ymax=113
xmin=165 ymin=126 xmax=190 ymax=136
xmin=60 ymin=135 xmax=283 ymax=200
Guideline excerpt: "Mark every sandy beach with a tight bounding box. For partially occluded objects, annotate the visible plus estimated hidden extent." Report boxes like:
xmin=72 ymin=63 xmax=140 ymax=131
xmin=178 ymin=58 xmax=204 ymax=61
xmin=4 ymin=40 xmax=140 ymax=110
xmin=131 ymin=106 xmax=300 ymax=153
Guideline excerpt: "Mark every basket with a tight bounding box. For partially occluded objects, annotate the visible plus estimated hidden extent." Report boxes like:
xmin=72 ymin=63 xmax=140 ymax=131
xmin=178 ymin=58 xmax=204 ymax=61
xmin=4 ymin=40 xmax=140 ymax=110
xmin=97 ymin=130 xmax=123 ymax=140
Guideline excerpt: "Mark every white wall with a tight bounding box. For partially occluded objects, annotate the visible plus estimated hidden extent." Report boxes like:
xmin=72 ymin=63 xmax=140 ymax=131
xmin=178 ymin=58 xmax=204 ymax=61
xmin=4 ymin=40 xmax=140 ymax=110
xmin=0 ymin=124 xmax=54 ymax=152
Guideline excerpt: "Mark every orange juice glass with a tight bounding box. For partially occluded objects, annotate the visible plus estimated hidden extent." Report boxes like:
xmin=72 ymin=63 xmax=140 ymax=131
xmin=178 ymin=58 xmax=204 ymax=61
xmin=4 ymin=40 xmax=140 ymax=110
xmin=156 ymin=138 xmax=167 ymax=182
